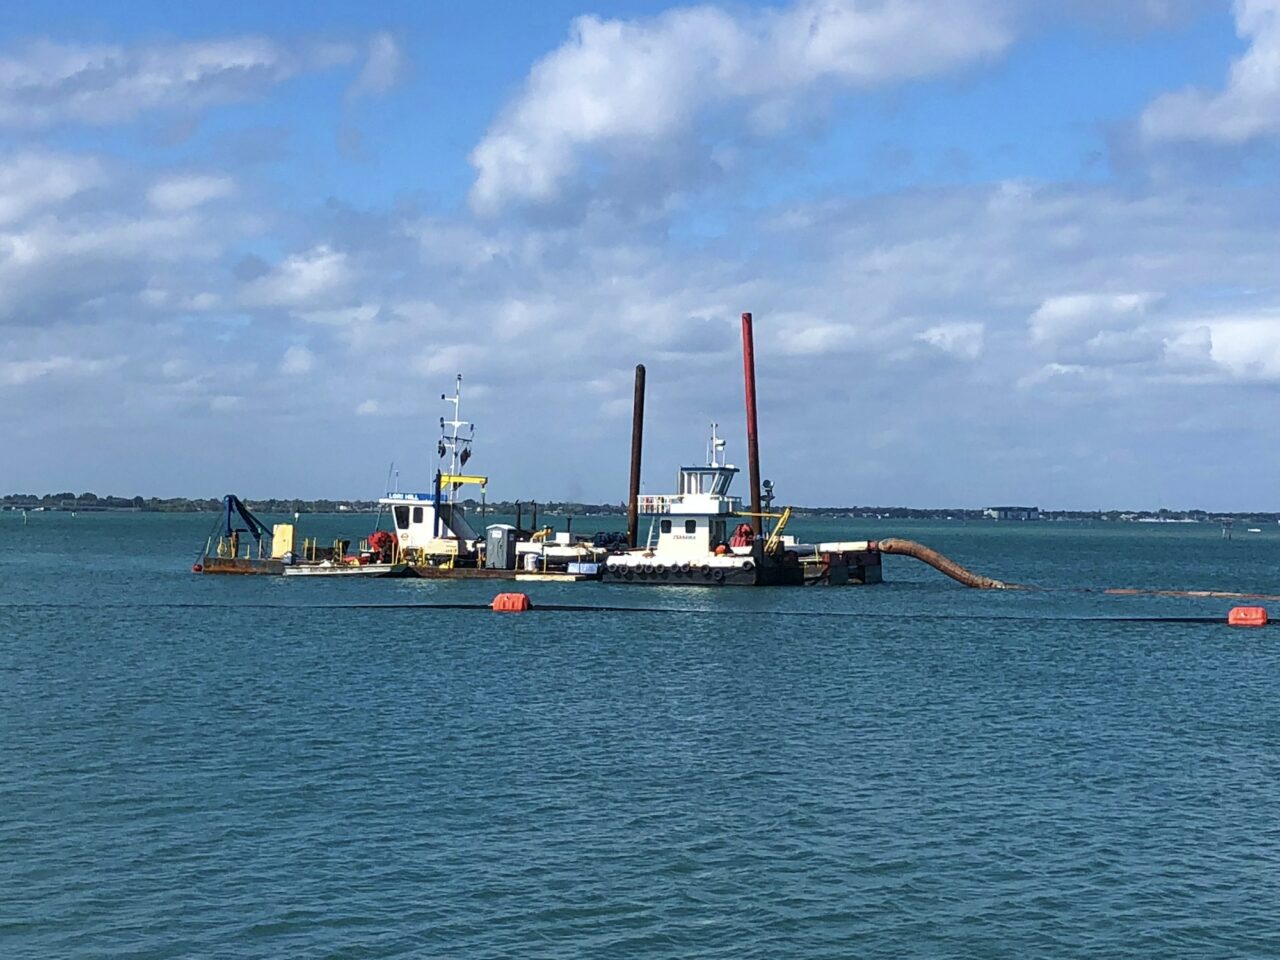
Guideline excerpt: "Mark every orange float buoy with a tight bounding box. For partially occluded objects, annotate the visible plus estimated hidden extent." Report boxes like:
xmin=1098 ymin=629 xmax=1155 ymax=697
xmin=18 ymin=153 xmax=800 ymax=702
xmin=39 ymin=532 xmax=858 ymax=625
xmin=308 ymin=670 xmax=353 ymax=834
xmin=1228 ymin=606 xmax=1268 ymax=627
xmin=491 ymin=592 xmax=532 ymax=612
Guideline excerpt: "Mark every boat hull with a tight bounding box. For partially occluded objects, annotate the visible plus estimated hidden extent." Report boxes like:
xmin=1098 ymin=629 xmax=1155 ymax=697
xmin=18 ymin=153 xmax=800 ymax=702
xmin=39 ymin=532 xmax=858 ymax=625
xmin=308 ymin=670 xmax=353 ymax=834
xmin=603 ymin=563 xmax=757 ymax=586
xmin=200 ymin=557 xmax=284 ymax=575
xmin=601 ymin=553 xmax=808 ymax=586
xmin=282 ymin=563 xmax=415 ymax=578
xmin=409 ymin=566 xmax=594 ymax=581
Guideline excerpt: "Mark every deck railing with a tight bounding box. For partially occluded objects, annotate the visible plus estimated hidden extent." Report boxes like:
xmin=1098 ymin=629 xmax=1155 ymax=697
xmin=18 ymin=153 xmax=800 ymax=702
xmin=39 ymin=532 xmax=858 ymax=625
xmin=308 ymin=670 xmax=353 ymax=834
xmin=637 ymin=495 xmax=681 ymax=514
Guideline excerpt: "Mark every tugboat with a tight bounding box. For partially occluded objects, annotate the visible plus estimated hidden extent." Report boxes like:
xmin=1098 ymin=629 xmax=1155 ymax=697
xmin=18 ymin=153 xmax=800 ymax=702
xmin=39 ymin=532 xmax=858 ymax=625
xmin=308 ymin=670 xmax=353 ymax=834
xmin=278 ymin=375 xmax=486 ymax=577
xmin=603 ymin=424 xmax=804 ymax=586
xmin=379 ymin=373 xmax=488 ymax=569
xmin=373 ymin=374 xmax=609 ymax=579
xmin=605 ymin=315 xmax=884 ymax=588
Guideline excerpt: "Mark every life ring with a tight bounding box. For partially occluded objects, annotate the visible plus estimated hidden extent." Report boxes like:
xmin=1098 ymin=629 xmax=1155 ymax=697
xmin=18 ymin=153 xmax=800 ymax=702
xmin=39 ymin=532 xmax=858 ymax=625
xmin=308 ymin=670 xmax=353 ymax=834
xmin=742 ymin=559 xmax=754 ymax=571
xmin=654 ymin=564 xmax=666 ymax=575
xmin=680 ymin=562 xmax=691 ymax=574
xmin=712 ymin=568 xmax=725 ymax=582
xmin=643 ymin=563 xmax=655 ymax=575
xmin=701 ymin=565 xmax=712 ymax=578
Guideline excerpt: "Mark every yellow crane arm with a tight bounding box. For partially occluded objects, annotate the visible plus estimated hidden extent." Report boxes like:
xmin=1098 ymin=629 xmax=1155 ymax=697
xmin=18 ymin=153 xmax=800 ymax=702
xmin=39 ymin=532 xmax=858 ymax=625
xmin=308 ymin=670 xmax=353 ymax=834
xmin=763 ymin=506 xmax=793 ymax=555
xmin=440 ymin=474 xmax=488 ymax=489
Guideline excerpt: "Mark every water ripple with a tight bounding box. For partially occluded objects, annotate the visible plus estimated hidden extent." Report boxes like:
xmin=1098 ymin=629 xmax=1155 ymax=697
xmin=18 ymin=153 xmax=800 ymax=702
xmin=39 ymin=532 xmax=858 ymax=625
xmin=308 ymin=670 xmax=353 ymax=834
xmin=5 ymin=517 xmax=1280 ymax=957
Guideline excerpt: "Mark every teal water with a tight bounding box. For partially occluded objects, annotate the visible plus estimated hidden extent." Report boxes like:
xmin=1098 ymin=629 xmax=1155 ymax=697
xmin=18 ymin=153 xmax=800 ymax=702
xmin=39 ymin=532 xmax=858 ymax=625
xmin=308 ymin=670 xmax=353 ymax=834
xmin=3 ymin=513 xmax=1280 ymax=957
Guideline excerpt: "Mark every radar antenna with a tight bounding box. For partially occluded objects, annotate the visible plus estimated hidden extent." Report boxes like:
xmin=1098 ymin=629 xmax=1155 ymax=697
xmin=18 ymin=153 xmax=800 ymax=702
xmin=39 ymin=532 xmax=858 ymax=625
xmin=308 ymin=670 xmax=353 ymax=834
xmin=707 ymin=422 xmax=727 ymax=468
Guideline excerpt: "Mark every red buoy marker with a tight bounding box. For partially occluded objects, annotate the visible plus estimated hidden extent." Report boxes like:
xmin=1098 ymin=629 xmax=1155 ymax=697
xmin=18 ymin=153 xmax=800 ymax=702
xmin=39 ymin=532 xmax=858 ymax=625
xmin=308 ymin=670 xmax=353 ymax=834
xmin=1228 ymin=606 xmax=1267 ymax=627
xmin=492 ymin=593 xmax=532 ymax=612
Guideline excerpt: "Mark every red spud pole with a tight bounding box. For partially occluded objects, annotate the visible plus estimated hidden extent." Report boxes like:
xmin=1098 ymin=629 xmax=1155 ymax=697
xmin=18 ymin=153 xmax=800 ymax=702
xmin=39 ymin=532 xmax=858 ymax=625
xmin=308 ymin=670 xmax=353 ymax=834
xmin=741 ymin=312 xmax=763 ymax=536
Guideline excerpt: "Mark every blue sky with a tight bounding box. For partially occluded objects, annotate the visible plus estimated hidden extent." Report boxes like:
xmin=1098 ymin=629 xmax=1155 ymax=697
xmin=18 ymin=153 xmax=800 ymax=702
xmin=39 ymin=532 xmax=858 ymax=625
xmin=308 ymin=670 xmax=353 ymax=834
xmin=3 ymin=0 xmax=1280 ymax=509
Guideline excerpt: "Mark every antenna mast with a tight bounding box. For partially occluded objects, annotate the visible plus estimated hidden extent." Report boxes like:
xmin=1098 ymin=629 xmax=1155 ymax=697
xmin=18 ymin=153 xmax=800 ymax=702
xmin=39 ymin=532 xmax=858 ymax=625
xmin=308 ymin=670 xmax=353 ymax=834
xmin=708 ymin=422 xmax=727 ymax=468
xmin=438 ymin=374 xmax=474 ymax=509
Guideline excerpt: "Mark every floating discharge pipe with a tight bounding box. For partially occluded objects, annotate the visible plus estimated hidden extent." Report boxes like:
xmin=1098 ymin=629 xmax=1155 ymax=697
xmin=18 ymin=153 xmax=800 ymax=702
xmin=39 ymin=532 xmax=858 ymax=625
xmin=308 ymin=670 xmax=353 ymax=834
xmin=627 ymin=363 xmax=645 ymax=548
xmin=876 ymin=538 xmax=1024 ymax=590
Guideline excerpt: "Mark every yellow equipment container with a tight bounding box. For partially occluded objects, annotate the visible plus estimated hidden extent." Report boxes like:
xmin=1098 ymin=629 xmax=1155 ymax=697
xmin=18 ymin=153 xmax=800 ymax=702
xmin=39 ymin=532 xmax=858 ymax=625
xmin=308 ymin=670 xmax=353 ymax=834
xmin=271 ymin=523 xmax=295 ymax=559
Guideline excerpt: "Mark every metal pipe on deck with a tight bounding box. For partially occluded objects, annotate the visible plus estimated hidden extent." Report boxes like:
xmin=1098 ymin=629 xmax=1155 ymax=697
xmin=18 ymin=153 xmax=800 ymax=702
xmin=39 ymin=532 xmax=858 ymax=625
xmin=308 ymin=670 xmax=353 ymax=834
xmin=432 ymin=471 xmax=442 ymax=538
xmin=741 ymin=313 xmax=763 ymax=536
xmin=627 ymin=363 xmax=646 ymax=548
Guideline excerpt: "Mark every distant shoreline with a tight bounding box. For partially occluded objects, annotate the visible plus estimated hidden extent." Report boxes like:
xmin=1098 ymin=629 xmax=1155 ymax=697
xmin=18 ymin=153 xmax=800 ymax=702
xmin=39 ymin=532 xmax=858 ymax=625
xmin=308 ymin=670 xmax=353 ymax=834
xmin=3 ymin=495 xmax=1276 ymax=524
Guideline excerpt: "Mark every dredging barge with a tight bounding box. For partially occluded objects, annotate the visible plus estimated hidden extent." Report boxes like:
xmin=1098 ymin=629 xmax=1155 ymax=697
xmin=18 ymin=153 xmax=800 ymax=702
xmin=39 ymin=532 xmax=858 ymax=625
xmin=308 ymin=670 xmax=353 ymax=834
xmin=197 ymin=313 xmax=1015 ymax=590
xmin=196 ymin=375 xmax=612 ymax=581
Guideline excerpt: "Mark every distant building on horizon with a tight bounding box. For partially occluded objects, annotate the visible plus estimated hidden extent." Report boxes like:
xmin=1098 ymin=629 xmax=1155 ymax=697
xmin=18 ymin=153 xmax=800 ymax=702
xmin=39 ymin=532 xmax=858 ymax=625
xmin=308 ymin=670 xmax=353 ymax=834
xmin=983 ymin=505 xmax=1041 ymax=521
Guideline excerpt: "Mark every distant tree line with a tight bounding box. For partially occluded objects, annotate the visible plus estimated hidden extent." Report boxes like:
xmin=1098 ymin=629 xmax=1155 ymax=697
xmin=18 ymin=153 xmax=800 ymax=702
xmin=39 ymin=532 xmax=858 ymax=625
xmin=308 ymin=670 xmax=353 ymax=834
xmin=1 ymin=492 xmax=1275 ymax=523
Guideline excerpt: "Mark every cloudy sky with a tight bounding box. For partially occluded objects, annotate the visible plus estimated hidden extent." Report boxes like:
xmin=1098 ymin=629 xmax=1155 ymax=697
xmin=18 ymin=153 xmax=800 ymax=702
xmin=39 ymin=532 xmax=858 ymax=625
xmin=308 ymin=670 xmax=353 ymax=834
xmin=2 ymin=0 xmax=1279 ymax=509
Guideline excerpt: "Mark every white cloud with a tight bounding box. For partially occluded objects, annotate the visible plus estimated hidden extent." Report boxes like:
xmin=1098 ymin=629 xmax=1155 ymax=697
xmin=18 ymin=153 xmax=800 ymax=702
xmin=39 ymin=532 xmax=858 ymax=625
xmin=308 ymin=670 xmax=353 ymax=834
xmin=279 ymin=344 xmax=315 ymax=376
xmin=210 ymin=394 xmax=243 ymax=412
xmin=414 ymin=344 xmax=482 ymax=376
xmin=1141 ymin=0 xmax=1280 ymax=142
xmin=1025 ymin=293 xmax=1280 ymax=382
xmin=355 ymin=399 xmax=380 ymax=415
xmin=915 ymin=322 xmax=985 ymax=359
xmin=1017 ymin=361 xmax=1090 ymax=388
xmin=0 ymin=354 xmax=120 ymax=386
xmin=240 ymin=245 xmax=355 ymax=309
xmin=0 ymin=35 xmax=380 ymax=128
xmin=469 ymin=0 xmax=1012 ymax=213
xmin=1186 ymin=310 xmax=1280 ymax=379
xmin=147 ymin=175 xmax=235 ymax=212
xmin=0 ymin=38 xmax=292 ymax=127
xmin=347 ymin=32 xmax=406 ymax=100
xmin=776 ymin=318 xmax=858 ymax=355
xmin=0 ymin=210 xmax=231 ymax=323
xmin=0 ymin=152 xmax=103 ymax=224
xmin=1028 ymin=293 xmax=1158 ymax=343
xmin=296 ymin=305 xmax=379 ymax=326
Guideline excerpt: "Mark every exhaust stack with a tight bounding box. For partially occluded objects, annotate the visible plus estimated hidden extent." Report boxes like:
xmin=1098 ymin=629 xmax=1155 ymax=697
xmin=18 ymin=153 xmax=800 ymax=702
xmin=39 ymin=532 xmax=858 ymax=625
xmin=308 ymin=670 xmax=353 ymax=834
xmin=741 ymin=313 xmax=764 ymax=536
xmin=627 ymin=363 xmax=646 ymax=547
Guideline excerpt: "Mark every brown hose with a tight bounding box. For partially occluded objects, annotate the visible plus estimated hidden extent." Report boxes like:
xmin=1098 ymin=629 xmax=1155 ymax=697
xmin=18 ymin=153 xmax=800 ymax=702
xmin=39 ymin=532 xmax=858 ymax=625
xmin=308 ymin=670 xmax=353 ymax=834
xmin=873 ymin=538 xmax=1276 ymax=601
xmin=875 ymin=538 xmax=1025 ymax=590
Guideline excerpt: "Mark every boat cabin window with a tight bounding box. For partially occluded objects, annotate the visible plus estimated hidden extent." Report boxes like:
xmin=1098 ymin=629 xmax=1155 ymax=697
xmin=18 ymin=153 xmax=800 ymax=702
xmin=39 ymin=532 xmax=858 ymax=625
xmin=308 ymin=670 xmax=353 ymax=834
xmin=394 ymin=505 xmax=410 ymax=529
xmin=413 ymin=506 xmax=424 ymax=524
xmin=685 ymin=519 xmax=697 ymax=534
xmin=710 ymin=519 xmax=726 ymax=545
xmin=660 ymin=519 xmax=672 ymax=533
xmin=679 ymin=468 xmax=732 ymax=496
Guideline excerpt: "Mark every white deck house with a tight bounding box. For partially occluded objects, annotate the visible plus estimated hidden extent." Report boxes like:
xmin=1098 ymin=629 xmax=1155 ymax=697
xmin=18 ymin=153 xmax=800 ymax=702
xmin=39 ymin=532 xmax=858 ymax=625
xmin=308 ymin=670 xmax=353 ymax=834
xmin=639 ymin=459 xmax=742 ymax=558
xmin=380 ymin=491 xmax=478 ymax=554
